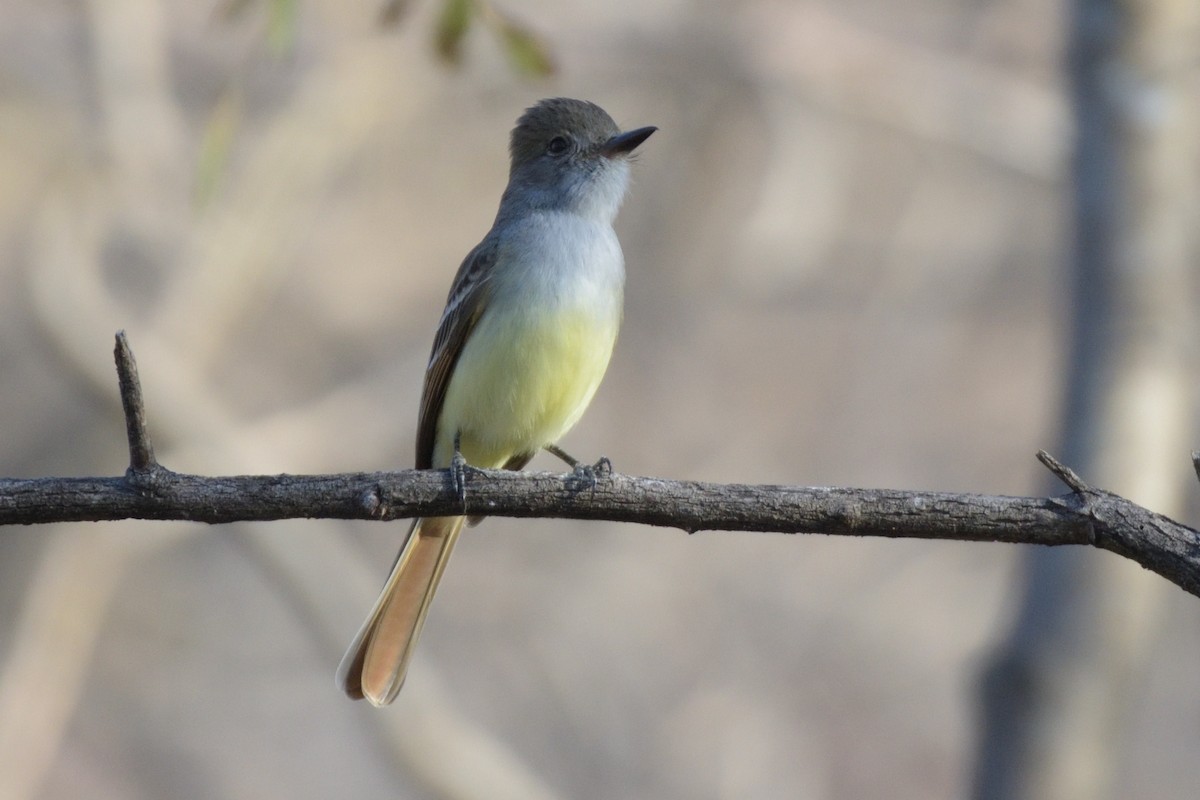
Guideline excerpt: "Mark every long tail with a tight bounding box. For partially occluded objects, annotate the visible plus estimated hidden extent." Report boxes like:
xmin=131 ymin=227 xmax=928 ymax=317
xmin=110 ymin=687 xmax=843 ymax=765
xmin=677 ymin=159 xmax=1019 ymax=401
xmin=337 ymin=516 xmax=465 ymax=706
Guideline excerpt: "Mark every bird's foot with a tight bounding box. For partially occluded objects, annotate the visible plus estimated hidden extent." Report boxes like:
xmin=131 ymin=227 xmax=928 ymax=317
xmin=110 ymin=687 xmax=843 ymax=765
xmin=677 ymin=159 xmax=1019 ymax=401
xmin=565 ymin=455 xmax=613 ymax=492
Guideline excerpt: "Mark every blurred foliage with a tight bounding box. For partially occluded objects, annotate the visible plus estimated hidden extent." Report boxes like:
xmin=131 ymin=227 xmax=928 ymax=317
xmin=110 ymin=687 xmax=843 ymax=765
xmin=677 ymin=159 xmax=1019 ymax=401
xmin=215 ymin=0 xmax=300 ymax=56
xmin=218 ymin=0 xmax=555 ymax=75
xmin=194 ymin=89 xmax=242 ymax=209
xmin=434 ymin=0 xmax=475 ymax=62
xmin=482 ymin=4 xmax=556 ymax=77
xmin=377 ymin=0 xmax=416 ymax=26
xmin=436 ymin=0 xmax=555 ymax=77
xmin=267 ymin=0 xmax=300 ymax=56
xmin=197 ymin=0 xmax=552 ymax=230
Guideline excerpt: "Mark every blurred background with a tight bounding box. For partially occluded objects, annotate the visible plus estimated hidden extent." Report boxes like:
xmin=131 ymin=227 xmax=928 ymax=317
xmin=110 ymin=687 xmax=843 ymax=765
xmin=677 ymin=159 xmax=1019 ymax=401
xmin=0 ymin=0 xmax=1197 ymax=798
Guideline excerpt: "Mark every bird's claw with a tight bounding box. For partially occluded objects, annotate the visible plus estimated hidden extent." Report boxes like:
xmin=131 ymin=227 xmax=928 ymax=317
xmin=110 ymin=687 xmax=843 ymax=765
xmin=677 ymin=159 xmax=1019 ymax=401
xmin=566 ymin=455 xmax=612 ymax=492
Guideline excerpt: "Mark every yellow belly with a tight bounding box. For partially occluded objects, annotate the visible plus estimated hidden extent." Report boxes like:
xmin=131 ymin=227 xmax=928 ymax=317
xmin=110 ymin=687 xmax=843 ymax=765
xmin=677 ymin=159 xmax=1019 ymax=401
xmin=432 ymin=305 xmax=619 ymax=469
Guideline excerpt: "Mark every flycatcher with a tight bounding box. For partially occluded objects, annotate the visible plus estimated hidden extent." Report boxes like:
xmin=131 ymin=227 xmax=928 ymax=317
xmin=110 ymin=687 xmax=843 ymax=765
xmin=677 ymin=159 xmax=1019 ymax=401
xmin=338 ymin=98 xmax=655 ymax=706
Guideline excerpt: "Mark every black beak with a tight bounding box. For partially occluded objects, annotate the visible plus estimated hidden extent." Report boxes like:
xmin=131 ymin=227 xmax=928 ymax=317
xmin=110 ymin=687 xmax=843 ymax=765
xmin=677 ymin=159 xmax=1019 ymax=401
xmin=600 ymin=126 xmax=657 ymax=158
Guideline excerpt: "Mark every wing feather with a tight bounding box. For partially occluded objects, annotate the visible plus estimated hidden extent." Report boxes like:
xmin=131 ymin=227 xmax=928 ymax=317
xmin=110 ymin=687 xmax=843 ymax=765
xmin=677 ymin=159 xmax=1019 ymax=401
xmin=415 ymin=240 xmax=497 ymax=469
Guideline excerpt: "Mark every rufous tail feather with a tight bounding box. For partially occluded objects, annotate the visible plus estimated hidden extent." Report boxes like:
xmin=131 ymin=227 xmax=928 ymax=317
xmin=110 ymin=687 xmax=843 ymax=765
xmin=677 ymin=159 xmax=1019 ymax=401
xmin=337 ymin=516 xmax=465 ymax=706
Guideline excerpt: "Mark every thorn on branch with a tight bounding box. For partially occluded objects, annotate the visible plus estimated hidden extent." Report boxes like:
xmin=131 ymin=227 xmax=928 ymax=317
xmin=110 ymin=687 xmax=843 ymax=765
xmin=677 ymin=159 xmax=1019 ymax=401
xmin=1037 ymin=450 xmax=1089 ymax=494
xmin=114 ymin=331 xmax=158 ymax=473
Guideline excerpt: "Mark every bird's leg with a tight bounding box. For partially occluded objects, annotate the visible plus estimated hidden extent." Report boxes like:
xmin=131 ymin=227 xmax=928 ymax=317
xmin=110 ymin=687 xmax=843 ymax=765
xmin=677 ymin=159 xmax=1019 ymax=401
xmin=546 ymin=443 xmax=612 ymax=492
xmin=451 ymin=431 xmax=469 ymax=510
xmin=544 ymin=443 xmax=580 ymax=469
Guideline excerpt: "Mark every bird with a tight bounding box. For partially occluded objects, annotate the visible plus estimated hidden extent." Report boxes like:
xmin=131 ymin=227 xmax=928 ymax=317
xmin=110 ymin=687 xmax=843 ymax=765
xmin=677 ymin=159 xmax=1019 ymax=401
xmin=337 ymin=98 xmax=656 ymax=706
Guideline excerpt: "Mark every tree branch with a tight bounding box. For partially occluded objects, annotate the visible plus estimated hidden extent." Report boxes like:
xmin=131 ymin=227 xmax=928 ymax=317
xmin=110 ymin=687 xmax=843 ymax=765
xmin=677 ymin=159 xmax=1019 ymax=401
xmin=113 ymin=330 xmax=157 ymax=473
xmin=2 ymin=334 xmax=1199 ymax=602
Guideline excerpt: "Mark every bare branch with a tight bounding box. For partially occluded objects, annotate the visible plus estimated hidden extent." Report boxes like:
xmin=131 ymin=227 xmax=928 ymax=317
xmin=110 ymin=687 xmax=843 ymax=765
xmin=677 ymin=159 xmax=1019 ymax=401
xmin=114 ymin=331 xmax=157 ymax=472
xmin=2 ymin=334 xmax=1199 ymax=606
xmin=1036 ymin=449 xmax=1089 ymax=493
xmin=2 ymin=463 xmax=1200 ymax=598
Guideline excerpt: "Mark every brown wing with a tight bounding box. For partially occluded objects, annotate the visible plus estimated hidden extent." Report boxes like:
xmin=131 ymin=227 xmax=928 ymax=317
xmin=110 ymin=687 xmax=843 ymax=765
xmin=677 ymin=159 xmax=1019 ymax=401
xmin=415 ymin=239 xmax=498 ymax=469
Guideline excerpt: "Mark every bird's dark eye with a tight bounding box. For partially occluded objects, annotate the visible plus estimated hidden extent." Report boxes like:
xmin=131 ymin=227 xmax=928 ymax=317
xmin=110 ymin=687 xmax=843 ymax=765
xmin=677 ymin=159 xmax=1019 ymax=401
xmin=546 ymin=136 xmax=570 ymax=156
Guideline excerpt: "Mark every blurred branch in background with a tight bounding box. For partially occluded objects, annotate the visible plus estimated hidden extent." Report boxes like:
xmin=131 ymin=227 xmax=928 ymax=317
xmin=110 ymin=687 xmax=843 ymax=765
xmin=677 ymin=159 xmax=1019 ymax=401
xmin=973 ymin=0 xmax=1200 ymax=797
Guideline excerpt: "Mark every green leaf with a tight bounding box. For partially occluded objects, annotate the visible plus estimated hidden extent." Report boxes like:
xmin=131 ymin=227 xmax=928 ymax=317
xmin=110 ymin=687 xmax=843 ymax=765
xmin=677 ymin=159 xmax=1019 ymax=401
xmin=267 ymin=0 xmax=299 ymax=57
xmin=490 ymin=10 xmax=555 ymax=78
xmin=435 ymin=0 xmax=476 ymax=65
